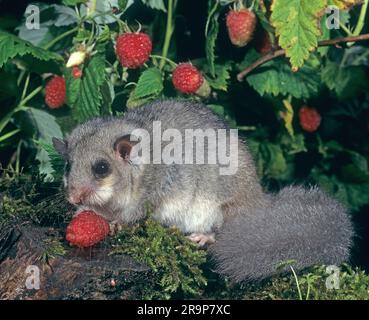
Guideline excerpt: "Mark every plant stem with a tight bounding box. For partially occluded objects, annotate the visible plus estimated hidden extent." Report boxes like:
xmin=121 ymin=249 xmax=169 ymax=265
xmin=0 ymin=129 xmax=21 ymax=143
xmin=290 ymin=266 xmax=303 ymax=301
xmin=19 ymin=86 xmax=43 ymax=107
xmin=353 ymin=0 xmax=369 ymax=36
xmin=159 ymin=0 xmax=174 ymax=70
xmin=43 ymin=27 xmax=79 ymax=50
xmin=339 ymin=21 xmax=353 ymax=37
xmin=150 ymin=54 xmax=177 ymax=68
xmin=237 ymin=33 xmax=369 ymax=80
xmin=0 ymin=85 xmax=41 ymax=133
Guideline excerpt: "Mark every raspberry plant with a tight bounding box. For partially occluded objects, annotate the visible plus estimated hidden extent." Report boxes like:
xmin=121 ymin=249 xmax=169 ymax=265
xmin=0 ymin=0 xmax=368 ymax=217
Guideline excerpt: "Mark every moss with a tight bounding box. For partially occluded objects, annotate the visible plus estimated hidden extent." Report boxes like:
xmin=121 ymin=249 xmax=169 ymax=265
xmin=0 ymin=169 xmax=73 ymax=227
xmin=205 ymin=264 xmax=369 ymax=300
xmin=110 ymin=216 xmax=208 ymax=299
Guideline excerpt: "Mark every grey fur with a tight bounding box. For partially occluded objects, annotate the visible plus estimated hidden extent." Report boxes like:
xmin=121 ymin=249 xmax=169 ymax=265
xmin=56 ymin=99 xmax=354 ymax=282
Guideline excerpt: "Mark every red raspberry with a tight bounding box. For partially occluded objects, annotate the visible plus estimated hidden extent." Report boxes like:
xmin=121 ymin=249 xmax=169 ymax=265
xmin=72 ymin=66 xmax=82 ymax=78
xmin=299 ymin=106 xmax=322 ymax=133
xmin=115 ymin=32 xmax=152 ymax=69
xmin=226 ymin=7 xmax=256 ymax=47
xmin=172 ymin=63 xmax=204 ymax=94
xmin=45 ymin=76 xmax=66 ymax=109
xmin=66 ymin=211 xmax=110 ymax=248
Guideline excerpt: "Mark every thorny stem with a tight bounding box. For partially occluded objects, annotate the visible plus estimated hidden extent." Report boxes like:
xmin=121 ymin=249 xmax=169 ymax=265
xmin=160 ymin=0 xmax=174 ymax=70
xmin=237 ymin=33 xmax=369 ymax=81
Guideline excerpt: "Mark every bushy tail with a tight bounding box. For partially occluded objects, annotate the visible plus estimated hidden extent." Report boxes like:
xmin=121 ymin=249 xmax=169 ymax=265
xmin=211 ymin=186 xmax=354 ymax=282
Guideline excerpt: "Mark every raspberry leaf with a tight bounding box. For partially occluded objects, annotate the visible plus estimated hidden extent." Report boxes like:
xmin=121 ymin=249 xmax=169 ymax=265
xmin=141 ymin=0 xmax=167 ymax=12
xmin=65 ymin=54 xmax=106 ymax=121
xmin=271 ymin=0 xmax=326 ymax=70
xmin=328 ymin=0 xmax=362 ymax=9
xmin=127 ymin=68 xmax=163 ymax=108
xmin=0 ymin=31 xmax=62 ymax=68
xmin=240 ymin=50 xmax=320 ymax=99
xmin=27 ymin=107 xmax=63 ymax=180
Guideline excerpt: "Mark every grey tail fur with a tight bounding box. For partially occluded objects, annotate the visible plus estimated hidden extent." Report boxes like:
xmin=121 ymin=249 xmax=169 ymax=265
xmin=210 ymin=186 xmax=354 ymax=282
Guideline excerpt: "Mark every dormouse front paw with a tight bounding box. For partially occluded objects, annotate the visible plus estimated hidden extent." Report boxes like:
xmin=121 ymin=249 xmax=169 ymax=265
xmin=187 ymin=233 xmax=215 ymax=247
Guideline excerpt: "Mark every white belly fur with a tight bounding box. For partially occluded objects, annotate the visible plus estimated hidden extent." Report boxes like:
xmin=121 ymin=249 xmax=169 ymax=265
xmin=154 ymin=195 xmax=223 ymax=233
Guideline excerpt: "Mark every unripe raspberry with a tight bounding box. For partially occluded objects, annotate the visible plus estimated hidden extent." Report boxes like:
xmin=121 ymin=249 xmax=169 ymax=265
xmin=72 ymin=66 xmax=82 ymax=78
xmin=45 ymin=76 xmax=66 ymax=109
xmin=299 ymin=106 xmax=321 ymax=133
xmin=66 ymin=50 xmax=87 ymax=68
xmin=172 ymin=63 xmax=204 ymax=94
xmin=115 ymin=32 xmax=152 ymax=69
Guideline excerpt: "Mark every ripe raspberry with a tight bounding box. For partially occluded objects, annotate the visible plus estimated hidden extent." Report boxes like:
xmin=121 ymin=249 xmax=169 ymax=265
xmin=115 ymin=32 xmax=152 ymax=69
xmin=172 ymin=63 xmax=204 ymax=94
xmin=45 ymin=76 xmax=66 ymax=109
xmin=226 ymin=7 xmax=256 ymax=47
xmin=299 ymin=106 xmax=322 ymax=133
xmin=72 ymin=66 xmax=82 ymax=78
xmin=66 ymin=211 xmax=110 ymax=248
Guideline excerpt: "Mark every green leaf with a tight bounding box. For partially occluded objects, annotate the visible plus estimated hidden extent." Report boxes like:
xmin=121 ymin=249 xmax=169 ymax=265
xmin=271 ymin=0 xmax=326 ymax=70
xmin=321 ymin=60 xmax=369 ymax=100
xmin=205 ymin=0 xmax=219 ymax=77
xmin=311 ymin=170 xmax=369 ymax=211
xmin=62 ymin=0 xmax=87 ymax=5
xmin=141 ymin=0 xmax=167 ymax=11
xmin=26 ymin=107 xmax=63 ymax=180
xmin=127 ymin=68 xmax=163 ymax=108
xmin=0 ymin=31 xmax=63 ymax=68
xmin=65 ymin=54 xmax=107 ymax=121
xmin=240 ymin=50 xmax=320 ymax=99
xmin=204 ymin=63 xmax=231 ymax=92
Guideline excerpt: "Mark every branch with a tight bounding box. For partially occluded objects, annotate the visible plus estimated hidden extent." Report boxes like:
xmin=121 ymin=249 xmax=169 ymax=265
xmin=237 ymin=33 xmax=369 ymax=81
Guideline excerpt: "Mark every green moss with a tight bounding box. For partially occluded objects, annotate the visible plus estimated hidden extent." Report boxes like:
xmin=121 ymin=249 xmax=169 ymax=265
xmin=206 ymin=264 xmax=369 ymax=300
xmin=0 ymin=169 xmax=73 ymax=227
xmin=110 ymin=216 xmax=208 ymax=299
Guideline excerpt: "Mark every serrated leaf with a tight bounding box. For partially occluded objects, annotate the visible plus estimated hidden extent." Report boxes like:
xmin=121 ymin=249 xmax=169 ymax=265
xmin=141 ymin=0 xmax=167 ymax=11
xmin=204 ymin=63 xmax=231 ymax=92
xmin=63 ymin=0 xmax=87 ymax=5
xmin=0 ymin=31 xmax=62 ymax=68
xmin=65 ymin=54 xmax=106 ymax=121
xmin=322 ymin=60 xmax=369 ymax=99
xmin=27 ymin=107 xmax=63 ymax=180
xmin=240 ymin=50 xmax=320 ymax=99
xmin=311 ymin=170 xmax=369 ymax=211
xmin=281 ymin=99 xmax=294 ymax=137
xmin=328 ymin=0 xmax=362 ymax=9
xmin=271 ymin=0 xmax=326 ymax=70
xmin=127 ymin=68 xmax=163 ymax=108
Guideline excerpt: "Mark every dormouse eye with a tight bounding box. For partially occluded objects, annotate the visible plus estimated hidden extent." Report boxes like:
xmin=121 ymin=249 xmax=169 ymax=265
xmin=92 ymin=159 xmax=111 ymax=179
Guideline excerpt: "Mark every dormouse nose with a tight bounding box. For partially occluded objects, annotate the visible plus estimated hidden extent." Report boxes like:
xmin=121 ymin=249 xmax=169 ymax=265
xmin=68 ymin=186 xmax=92 ymax=205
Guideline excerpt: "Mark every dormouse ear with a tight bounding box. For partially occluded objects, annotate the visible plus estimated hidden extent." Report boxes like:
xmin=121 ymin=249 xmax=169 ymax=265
xmin=52 ymin=137 xmax=68 ymax=159
xmin=113 ymin=134 xmax=140 ymax=161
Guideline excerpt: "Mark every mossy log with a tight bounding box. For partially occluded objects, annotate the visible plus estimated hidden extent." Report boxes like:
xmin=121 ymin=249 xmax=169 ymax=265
xmin=0 ymin=224 xmax=150 ymax=300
